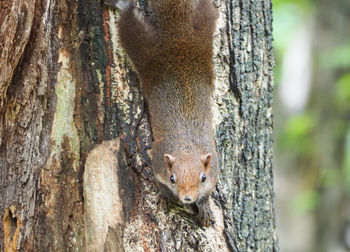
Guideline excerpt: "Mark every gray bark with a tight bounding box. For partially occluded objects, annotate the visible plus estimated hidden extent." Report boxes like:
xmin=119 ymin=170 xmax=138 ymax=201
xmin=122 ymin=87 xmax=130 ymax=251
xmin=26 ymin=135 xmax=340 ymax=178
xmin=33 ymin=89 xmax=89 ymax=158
xmin=0 ymin=0 xmax=277 ymax=251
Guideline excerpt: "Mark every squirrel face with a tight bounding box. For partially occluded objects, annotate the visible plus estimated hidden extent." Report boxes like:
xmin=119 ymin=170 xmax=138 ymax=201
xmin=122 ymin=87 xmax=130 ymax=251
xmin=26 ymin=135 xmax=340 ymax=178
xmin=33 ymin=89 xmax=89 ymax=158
xmin=163 ymin=153 xmax=212 ymax=204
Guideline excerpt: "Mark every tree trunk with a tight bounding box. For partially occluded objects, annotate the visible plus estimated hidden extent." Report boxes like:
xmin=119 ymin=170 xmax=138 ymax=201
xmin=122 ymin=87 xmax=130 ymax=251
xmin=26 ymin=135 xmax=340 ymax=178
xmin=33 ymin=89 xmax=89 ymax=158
xmin=0 ymin=0 xmax=278 ymax=251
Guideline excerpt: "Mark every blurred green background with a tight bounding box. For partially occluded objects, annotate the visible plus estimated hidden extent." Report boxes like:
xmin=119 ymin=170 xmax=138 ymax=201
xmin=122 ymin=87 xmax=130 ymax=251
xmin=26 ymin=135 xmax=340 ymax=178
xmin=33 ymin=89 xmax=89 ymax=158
xmin=273 ymin=0 xmax=350 ymax=251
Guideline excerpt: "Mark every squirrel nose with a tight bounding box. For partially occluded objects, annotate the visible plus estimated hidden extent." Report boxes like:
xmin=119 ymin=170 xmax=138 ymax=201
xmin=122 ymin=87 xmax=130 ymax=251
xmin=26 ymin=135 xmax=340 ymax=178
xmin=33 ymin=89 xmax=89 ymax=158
xmin=183 ymin=196 xmax=193 ymax=202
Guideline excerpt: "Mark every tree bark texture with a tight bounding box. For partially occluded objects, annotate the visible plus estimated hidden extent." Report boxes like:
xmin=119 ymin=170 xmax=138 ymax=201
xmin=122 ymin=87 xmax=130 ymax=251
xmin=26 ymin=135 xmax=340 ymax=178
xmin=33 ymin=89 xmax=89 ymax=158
xmin=0 ymin=0 xmax=277 ymax=251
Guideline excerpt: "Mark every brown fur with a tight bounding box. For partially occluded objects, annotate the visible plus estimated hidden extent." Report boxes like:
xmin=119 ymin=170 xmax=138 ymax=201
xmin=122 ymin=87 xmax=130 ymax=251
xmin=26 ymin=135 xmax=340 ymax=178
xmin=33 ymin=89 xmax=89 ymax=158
xmin=118 ymin=0 xmax=218 ymax=227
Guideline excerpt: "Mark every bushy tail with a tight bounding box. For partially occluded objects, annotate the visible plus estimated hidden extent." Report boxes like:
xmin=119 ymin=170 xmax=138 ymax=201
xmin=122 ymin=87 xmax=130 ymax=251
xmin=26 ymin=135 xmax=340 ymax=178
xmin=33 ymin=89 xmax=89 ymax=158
xmin=151 ymin=0 xmax=218 ymax=38
xmin=118 ymin=0 xmax=218 ymax=81
xmin=118 ymin=2 xmax=156 ymax=75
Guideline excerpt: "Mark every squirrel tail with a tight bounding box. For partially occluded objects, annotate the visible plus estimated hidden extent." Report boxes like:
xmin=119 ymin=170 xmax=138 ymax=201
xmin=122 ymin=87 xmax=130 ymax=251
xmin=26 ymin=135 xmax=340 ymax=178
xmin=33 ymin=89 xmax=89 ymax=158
xmin=151 ymin=0 xmax=218 ymax=38
xmin=118 ymin=0 xmax=218 ymax=80
xmin=118 ymin=2 xmax=156 ymax=74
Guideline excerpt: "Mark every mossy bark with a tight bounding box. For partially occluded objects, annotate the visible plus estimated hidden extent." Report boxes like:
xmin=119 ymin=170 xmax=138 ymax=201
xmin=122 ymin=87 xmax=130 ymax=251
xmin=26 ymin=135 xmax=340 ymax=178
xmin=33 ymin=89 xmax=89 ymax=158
xmin=0 ymin=0 xmax=277 ymax=251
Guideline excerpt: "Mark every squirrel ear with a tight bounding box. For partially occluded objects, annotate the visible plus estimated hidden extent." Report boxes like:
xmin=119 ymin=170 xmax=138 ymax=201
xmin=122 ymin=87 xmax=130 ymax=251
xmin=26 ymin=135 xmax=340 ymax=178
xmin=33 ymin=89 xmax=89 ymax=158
xmin=164 ymin=154 xmax=175 ymax=171
xmin=201 ymin=153 xmax=212 ymax=172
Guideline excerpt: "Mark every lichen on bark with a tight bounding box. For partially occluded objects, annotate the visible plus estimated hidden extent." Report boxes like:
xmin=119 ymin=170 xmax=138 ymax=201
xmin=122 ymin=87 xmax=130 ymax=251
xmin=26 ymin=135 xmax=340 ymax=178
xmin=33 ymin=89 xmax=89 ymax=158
xmin=214 ymin=0 xmax=277 ymax=250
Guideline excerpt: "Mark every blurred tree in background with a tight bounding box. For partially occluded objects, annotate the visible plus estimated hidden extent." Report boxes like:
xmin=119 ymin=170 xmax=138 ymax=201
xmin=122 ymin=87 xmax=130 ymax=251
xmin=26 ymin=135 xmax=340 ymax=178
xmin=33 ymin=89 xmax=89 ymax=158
xmin=273 ymin=0 xmax=350 ymax=251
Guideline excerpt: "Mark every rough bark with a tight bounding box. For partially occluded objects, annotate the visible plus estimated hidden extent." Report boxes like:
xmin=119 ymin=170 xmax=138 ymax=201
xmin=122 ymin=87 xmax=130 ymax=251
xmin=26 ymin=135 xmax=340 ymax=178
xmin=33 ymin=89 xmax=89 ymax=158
xmin=0 ymin=0 xmax=277 ymax=251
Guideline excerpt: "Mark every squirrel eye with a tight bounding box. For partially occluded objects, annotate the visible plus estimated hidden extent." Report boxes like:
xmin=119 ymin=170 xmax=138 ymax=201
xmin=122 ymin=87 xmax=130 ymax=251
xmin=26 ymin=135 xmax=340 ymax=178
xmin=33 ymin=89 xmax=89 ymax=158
xmin=170 ymin=174 xmax=175 ymax=184
xmin=201 ymin=173 xmax=206 ymax=183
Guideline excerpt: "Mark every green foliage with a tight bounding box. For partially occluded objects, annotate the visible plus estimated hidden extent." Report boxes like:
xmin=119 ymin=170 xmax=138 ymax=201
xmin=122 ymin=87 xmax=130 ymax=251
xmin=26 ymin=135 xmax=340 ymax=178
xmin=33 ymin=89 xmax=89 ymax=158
xmin=274 ymin=0 xmax=350 ymax=248
xmin=292 ymin=189 xmax=319 ymax=214
xmin=335 ymin=73 xmax=350 ymax=107
xmin=272 ymin=0 xmax=314 ymax=85
xmin=273 ymin=4 xmax=302 ymax=52
xmin=320 ymin=42 xmax=350 ymax=69
xmin=278 ymin=113 xmax=315 ymax=154
xmin=319 ymin=168 xmax=339 ymax=188
xmin=273 ymin=0 xmax=314 ymax=51
xmin=273 ymin=0 xmax=313 ymax=10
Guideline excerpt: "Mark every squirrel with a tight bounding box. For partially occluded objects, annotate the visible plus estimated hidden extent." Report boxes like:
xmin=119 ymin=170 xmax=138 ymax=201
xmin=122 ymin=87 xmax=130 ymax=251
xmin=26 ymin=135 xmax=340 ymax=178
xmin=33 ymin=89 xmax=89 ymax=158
xmin=117 ymin=0 xmax=219 ymax=227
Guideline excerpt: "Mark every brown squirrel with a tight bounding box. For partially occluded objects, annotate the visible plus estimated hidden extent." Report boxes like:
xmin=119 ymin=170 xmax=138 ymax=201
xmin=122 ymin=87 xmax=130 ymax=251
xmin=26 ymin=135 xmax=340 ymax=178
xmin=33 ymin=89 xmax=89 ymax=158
xmin=117 ymin=0 xmax=219 ymax=227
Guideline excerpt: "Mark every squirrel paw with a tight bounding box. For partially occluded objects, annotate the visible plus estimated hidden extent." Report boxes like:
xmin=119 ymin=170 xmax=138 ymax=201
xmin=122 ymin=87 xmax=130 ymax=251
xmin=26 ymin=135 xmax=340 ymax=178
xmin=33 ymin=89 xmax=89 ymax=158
xmin=158 ymin=196 xmax=169 ymax=211
xmin=197 ymin=203 xmax=215 ymax=227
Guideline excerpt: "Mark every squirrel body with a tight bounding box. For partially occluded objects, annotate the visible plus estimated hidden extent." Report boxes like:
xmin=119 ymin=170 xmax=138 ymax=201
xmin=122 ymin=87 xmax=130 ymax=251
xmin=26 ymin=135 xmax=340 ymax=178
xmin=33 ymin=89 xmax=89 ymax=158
xmin=118 ymin=0 xmax=219 ymax=227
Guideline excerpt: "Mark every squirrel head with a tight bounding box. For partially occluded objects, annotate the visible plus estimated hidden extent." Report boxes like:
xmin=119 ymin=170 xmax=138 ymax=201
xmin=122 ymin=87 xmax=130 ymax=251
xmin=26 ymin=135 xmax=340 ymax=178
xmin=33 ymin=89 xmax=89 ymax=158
xmin=163 ymin=153 xmax=213 ymax=204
